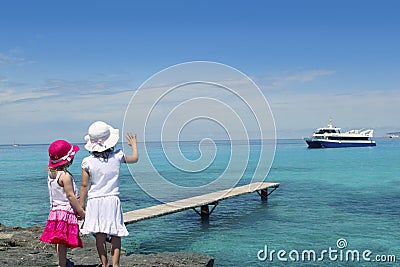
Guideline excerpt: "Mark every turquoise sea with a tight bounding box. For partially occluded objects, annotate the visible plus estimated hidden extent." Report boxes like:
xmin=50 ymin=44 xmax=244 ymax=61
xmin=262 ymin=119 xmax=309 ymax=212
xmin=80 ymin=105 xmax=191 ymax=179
xmin=1 ymin=138 xmax=399 ymax=266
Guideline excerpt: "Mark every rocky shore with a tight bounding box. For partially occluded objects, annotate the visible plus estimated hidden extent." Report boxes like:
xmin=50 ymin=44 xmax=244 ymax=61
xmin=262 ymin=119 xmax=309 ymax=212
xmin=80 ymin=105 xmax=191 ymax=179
xmin=0 ymin=224 xmax=214 ymax=267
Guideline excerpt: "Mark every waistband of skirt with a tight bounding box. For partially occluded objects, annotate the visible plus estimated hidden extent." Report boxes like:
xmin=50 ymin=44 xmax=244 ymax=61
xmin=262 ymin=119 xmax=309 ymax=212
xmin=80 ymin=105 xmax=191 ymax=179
xmin=87 ymin=193 xmax=120 ymax=200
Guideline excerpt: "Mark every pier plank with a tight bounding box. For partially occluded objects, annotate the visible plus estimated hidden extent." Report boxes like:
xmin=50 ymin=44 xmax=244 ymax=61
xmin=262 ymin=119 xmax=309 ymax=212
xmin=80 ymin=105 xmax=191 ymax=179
xmin=124 ymin=182 xmax=280 ymax=225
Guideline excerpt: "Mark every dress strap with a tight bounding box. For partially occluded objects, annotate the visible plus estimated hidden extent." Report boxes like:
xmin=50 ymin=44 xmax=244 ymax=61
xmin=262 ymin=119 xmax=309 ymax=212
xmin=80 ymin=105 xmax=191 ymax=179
xmin=49 ymin=171 xmax=64 ymax=208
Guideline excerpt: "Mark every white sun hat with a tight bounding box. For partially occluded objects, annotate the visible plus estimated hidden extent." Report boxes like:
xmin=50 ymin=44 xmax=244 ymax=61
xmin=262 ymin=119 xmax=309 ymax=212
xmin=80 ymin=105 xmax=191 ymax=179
xmin=84 ymin=121 xmax=120 ymax=152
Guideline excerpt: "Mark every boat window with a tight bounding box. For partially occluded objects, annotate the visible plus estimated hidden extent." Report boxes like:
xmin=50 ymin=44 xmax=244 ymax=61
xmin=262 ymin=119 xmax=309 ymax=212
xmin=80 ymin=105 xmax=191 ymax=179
xmin=327 ymin=136 xmax=370 ymax=141
xmin=315 ymin=129 xmax=340 ymax=134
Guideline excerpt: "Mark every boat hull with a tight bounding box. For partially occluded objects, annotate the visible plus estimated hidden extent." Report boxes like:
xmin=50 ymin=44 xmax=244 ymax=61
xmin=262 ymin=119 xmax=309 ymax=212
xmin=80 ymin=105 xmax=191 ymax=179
xmin=319 ymin=140 xmax=376 ymax=148
xmin=305 ymin=139 xmax=323 ymax=148
xmin=305 ymin=138 xmax=376 ymax=148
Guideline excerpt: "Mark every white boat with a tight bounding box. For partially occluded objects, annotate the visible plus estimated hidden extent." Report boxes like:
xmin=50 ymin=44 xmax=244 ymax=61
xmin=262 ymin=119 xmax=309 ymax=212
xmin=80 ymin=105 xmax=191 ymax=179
xmin=386 ymin=132 xmax=400 ymax=138
xmin=12 ymin=139 xmax=19 ymax=147
xmin=304 ymin=121 xmax=376 ymax=148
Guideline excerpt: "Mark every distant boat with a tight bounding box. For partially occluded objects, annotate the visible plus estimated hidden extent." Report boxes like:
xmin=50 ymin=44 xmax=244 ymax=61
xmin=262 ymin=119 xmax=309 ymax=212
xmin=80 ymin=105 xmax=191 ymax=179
xmin=12 ymin=139 xmax=19 ymax=147
xmin=386 ymin=132 xmax=400 ymax=138
xmin=304 ymin=121 xmax=376 ymax=148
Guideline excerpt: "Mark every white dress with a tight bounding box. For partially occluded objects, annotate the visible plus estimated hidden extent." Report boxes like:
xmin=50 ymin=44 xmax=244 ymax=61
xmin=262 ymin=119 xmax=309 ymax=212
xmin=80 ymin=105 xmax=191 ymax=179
xmin=80 ymin=150 xmax=129 ymax=237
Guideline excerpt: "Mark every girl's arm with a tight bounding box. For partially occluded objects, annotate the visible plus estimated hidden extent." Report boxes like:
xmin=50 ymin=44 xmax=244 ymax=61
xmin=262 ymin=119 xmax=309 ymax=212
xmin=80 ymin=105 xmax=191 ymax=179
xmin=80 ymin=169 xmax=90 ymax=210
xmin=60 ymin=172 xmax=85 ymax=219
xmin=124 ymin=132 xmax=139 ymax=164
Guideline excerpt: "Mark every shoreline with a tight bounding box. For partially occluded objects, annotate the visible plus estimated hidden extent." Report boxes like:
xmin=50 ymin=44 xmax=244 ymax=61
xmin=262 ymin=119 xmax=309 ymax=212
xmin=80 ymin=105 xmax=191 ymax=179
xmin=0 ymin=223 xmax=214 ymax=267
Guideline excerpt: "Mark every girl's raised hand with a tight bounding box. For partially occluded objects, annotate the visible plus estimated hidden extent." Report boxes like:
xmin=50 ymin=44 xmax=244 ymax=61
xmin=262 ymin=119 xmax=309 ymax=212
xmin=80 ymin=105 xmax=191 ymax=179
xmin=126 ymin=132 xmax=137 ymax=147
xmin=124 ymin=132 xmax=139 ymax=163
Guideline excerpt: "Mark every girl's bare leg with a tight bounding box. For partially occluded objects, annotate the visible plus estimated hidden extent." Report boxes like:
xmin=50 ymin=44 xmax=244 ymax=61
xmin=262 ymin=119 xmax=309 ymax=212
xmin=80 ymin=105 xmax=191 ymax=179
xmin=111 ymin=236 xmax=121 ymax=267
xmin=95 ymin=233 xmax=108 ymax=267
xmin=56 ymin=244 xmax=67 ymax=267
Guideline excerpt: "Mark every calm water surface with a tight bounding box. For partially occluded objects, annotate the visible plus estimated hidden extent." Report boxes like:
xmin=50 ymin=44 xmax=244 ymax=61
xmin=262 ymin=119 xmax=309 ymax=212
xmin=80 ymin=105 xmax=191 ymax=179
xmin=0 ymin=138 xmax=399 ymax=266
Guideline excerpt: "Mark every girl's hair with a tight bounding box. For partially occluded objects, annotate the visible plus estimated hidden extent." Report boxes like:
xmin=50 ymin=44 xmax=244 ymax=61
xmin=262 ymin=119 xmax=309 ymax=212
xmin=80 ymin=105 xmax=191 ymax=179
xmin=92 ymin=147 xmax=114 ymax=160
xmin=48 ymin=160 xmax=73 ymax=179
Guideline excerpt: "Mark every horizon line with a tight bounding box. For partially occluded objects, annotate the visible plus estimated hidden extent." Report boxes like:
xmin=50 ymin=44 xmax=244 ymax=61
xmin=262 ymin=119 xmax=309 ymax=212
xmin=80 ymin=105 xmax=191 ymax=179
xmin=0 ymin=136 xmax=394 ymax=147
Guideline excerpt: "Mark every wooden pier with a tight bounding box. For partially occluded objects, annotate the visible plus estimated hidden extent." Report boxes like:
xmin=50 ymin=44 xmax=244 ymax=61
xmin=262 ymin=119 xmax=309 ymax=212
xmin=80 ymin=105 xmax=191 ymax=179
xmin=124 ymin=181 xmax=280 ymax=225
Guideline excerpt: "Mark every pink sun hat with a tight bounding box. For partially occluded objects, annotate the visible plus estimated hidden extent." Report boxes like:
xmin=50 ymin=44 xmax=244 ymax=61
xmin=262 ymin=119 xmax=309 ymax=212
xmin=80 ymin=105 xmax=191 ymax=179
xmin=48 ymin=140 xmax=80 ymax=168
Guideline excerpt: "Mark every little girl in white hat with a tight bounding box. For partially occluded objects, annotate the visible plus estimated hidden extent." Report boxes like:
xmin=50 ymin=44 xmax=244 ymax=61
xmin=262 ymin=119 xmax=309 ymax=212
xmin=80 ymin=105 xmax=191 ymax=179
xmin=79 ymin=121 xmax=138 ymax=267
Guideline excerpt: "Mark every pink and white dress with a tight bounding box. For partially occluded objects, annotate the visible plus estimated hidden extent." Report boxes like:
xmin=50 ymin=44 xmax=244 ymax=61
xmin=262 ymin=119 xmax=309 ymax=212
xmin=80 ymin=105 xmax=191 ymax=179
xmin=40 ymin=171 xmax=83 ymax=248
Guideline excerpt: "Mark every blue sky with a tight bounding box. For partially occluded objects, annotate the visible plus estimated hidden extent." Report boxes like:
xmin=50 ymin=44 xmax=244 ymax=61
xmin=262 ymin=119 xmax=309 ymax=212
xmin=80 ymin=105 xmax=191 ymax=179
xmin=1 ymin=0 xmax=400 ymax=144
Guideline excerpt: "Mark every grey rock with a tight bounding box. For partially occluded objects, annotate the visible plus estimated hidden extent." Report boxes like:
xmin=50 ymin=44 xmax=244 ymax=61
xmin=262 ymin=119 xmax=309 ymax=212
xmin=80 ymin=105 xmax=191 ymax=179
xmin=0 ymin=223 xmax=214 ymax=267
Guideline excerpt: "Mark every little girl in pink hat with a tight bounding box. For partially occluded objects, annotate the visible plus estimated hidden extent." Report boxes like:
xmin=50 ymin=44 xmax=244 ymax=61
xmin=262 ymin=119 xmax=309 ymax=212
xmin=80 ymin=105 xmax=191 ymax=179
xmin=40 ymin=140 xmax=85 ymax=267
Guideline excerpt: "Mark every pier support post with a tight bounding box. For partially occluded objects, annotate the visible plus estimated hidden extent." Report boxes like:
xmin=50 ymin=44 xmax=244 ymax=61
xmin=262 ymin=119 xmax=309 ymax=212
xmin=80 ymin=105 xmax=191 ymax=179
xmin=260 ymin=188 xmax=268 ymax=201
xmin=200 ymin=205 xmax=210 ymax=220
xmin=193 ymin=202 xmax=218 ymax=220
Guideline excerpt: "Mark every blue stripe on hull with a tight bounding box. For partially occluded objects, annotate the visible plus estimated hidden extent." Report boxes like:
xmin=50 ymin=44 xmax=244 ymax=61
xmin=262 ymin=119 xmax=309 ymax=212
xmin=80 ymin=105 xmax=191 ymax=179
xmin=320 ymin=141 xmax=376 ymax=148
xmin=305 ymin=138 xmax=376 ymax=148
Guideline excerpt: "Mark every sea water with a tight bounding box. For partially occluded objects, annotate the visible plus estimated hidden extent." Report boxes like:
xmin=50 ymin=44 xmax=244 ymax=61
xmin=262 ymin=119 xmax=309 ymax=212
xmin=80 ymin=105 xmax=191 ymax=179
xmin=0 ymin=139 xmax=399 ymax=266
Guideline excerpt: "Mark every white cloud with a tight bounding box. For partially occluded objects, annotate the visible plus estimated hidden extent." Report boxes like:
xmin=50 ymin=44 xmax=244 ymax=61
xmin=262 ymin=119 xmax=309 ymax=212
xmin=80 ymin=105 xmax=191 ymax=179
xmin=0 ymin=88 xmax=56 ymax=104
xmin=0 ymin=77 xmax=135 ymax=104
xmin=0 ymin=88 xmax=134 ymax=144
xmin=270 ymin=89 xmax=400 ymax=138
xmin=0 ymin=66 xmax=397 ymax=143
xmin=0 ymin=51 xmax=34 ymax=65
xmin=258 ymin=69 xmax=336 ymax=88
xmin=282 ymin=69 xmax=335 ymax=82
xmin=42 ymin=79 xmax=132 ymax=95
xmin=0 ymin=75 xmax=138 ymax=143
xmin=123 ymin=79 xmax=276 ymax=142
